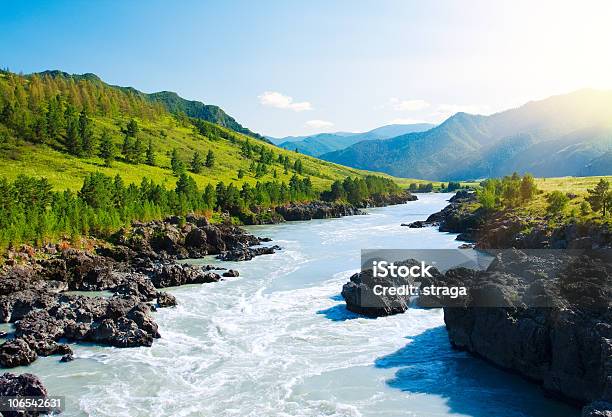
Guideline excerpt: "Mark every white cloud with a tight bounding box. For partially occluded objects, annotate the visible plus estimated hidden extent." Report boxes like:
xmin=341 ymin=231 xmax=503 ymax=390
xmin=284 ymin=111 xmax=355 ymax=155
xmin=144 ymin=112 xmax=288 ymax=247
xmin=305 ymin=119 xmax=334 ymax=130
xmin=258 ymin=91 xmax=312 ymax=112
xmin=390 ymin=98 xmax=430 ymax=112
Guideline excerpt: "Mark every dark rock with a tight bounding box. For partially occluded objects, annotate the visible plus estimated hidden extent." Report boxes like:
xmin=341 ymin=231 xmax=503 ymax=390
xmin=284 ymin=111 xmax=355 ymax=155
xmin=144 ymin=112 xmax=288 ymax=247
xmin=147 ymin=264 xmax=221 ymax=288
xmin=0 ymin=339 xmax=37 ymax=367
xmin=341 ymin=260 xmax=443 ymax=317
xmin=156 ymin=292 xmax=177 ymax=308
xmin=443 ymin=251 xmax=612 ymax=407
xmin=60 ymin=353 xmax=74 ymax=362
xmin=113 ymin=274 xmax=158 ymax=301
xmin=275 ymin=202 xmax=365 ymax=221
xmin=222 ymin=269 xmax=240 ymax=277
xmin=218 ymin=245 xmax=281 ymax=261
xmin=0 ymin=372 xmax=48 ymax=416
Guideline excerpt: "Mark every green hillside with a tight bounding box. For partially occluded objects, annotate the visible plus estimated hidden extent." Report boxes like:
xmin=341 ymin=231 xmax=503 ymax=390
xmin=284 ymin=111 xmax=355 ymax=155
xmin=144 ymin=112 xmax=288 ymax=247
xmin=0 ymin=70 xmax=418 ymax=192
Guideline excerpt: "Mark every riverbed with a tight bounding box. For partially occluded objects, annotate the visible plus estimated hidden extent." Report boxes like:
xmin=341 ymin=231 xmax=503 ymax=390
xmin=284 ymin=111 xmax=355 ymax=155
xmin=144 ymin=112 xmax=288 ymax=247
xmin=13 ymin=194 xmax=579 ymax=417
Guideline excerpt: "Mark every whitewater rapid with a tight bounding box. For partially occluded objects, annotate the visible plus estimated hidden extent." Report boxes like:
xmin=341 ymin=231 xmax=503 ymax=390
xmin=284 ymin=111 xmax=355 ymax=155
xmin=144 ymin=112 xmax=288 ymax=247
xmin=14 ymin=194 xmax=579 ymax=417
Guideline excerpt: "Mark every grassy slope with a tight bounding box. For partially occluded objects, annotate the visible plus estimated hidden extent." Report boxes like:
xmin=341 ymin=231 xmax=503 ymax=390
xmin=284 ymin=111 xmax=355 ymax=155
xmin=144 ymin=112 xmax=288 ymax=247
xmin=465 ymin=176 xmax=612 ymax=224
xmin=0 ymin=114 xmax=426 ymax=192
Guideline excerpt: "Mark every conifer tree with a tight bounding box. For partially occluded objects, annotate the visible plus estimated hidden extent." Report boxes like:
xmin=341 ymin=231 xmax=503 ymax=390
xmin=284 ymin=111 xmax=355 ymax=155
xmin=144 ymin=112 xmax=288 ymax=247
xmin=122 ymin=135 xmax=133 ymax=163
xmin=170 ymin=148 xmax=185 ymax=175
xmin=64 ymin=105 xmax=81 ymax=156
xmin=78 ymin=110 xmax=95 ymax=156
xmin=146 ymin=139 xmax=156 ymax=166
xmin=191 ymin=151 xmax=203 ymax=174
xmin=587 ymin=179 xmax=610 ymax=216
xmin=133 ymin=136 xmax=145 ymax=164
xmin=205 ymin=149 xmax=215 ymax=168
xmin=98 ymin=130 xmax=114 ymax=167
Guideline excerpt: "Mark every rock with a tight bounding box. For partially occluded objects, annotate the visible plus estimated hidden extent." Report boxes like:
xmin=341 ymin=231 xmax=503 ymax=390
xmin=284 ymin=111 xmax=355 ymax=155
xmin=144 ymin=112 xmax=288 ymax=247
xmin=276 ymin=202 xmax=364 ymax=221
xmin=222 ymin=269 xmax=240 ymax=277
xmin=218 ymin=245 xmax=281 ymax=262
xmin=582 ymin=401 xmax=612 ymax=417
xmin=156 ymin=292 xmax=177 ymax=308
xmin=0 ymin=339 xmax=37 ymax=368
xmin=0 ymin=372 xmax=48 ymax=416
xmin=404 ymin=220 xmax=428 ymax=228
xmin=443 ymin=251 xmax=612 ymax=407
xmin=147 ymin=264 xmax=221 ymax=288
xmin=113 ymin=274 xmax=158 ymax=301
xmin=341 ymin=260 xmax=442 ymax=317
xmin=60 ymin=353 xmax=74 ymax=362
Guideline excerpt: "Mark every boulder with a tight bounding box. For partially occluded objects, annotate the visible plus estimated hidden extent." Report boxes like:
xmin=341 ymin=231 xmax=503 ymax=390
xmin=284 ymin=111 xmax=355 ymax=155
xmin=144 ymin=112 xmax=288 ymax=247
xmin=0 ymin=339 xmax=37 ymax=368
xmin=156 ymin=292 xmax=177 ymax=308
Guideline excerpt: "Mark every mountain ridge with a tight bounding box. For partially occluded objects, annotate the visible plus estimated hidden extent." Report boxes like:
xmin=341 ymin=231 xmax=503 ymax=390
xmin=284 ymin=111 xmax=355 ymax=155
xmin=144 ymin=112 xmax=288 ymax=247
xmin=37 ymin=70 xmax=264 ymax=140
xmin=321 ymin=89 xmax=612 ymax=180
xmin=275 ymin=123 xmax=435 ymax=156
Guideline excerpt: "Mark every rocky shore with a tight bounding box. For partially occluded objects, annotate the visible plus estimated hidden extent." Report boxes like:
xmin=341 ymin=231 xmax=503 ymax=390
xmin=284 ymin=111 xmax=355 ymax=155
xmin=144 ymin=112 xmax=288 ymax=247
xmin=274 ymin=192 xmax=416 ymax=222
xmin=0 ymin=193 xmax=419 ymax=406
xmin=400 ymin=190 xmax=612 ymax=416
xmin=0 ymin=214 xmax=281 ymax=409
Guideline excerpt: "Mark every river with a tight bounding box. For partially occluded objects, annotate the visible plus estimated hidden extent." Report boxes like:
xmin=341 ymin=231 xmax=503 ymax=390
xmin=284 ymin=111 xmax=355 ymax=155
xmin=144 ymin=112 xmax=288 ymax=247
xmin=14 ymin=193 xmax=579 ymax=417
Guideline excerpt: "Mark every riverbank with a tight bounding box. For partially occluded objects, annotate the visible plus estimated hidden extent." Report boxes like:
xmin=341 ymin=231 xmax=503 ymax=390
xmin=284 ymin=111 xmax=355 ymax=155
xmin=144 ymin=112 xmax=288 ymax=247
xmin=7 ymin=193 xmax=574 ymax=417
xmin=0 ymin=194 xmax=416 ymax=413
xmin=407 ymin=191 xmax=611 ymax=416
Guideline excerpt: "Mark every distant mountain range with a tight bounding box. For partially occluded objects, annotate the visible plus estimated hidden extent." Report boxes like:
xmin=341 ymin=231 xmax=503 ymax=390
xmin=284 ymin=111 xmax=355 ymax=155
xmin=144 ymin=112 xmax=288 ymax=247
xmin=320 ymin=89 xmax=612 ymax=179
xmin=38 ymin=70 xmax=263 ymax=140
xmin=270 ymin=123 xmax=434 ymax=157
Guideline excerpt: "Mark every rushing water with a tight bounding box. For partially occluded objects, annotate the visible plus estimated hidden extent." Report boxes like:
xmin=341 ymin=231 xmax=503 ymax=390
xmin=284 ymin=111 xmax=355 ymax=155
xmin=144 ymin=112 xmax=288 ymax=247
xmin=14 ymin=194 xmax=579 ymax=417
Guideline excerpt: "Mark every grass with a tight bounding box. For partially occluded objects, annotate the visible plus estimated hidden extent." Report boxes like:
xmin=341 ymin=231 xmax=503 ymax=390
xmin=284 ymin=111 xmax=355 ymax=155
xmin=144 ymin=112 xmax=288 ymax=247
xmin=467 ymin=175 xmax=612 ymax=224
xmin=0 ymin=114 xmax=429 ymax=192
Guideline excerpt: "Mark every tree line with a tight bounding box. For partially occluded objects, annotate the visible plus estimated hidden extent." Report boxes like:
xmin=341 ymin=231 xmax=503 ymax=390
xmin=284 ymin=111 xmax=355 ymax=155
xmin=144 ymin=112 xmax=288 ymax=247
xmin=0 ymin=171 xmax=402 ymax=250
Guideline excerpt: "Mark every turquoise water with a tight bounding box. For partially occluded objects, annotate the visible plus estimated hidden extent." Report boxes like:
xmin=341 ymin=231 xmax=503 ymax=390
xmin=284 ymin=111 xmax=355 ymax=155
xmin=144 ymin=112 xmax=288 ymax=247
xmin=13 ymin=194 xmax=578 ymax=417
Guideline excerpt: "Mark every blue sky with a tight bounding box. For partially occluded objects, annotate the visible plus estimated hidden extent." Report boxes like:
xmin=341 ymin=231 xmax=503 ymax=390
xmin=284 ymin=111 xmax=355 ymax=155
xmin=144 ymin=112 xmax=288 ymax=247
xmin=2 ymin=0 xmax=612 ymax=137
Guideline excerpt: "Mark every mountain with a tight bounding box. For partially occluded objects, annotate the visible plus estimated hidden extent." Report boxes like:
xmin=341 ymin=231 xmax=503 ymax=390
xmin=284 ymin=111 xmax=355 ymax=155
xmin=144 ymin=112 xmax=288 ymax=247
xmin=0 ymin=69 xmax=405 ymax=192
xmin=146 ymin=91 xmax=266 ymax=141
xmin=37 ymin=71 xmax=263 ymax=140
xmin=275 ymin=123 xmax=434 ymax=157
xmin=321 ymin=90 xmax=612 ymax=180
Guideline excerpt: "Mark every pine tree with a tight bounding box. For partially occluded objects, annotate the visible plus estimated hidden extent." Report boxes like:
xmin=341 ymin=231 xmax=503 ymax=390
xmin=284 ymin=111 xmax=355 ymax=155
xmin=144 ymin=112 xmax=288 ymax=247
xmin=205 ymin=150 xmax=215 ymax=168
xmin=64 ymin=105 xmax=81 ymax=156
xmin=122 ymin=135 xmax=133 ymax=163
xmin=171 ymin=148 xmax=185 ymax=175
xmin=126 ymin=119 xmax=139 ymax=137
xmin=146 ymin=139 xmax=156 ymax=166
xmin=98 ymin=130 xmax=114 ymax=167
xmin=587 ymin=179 xmax=610 ymax=216
xmin=78 ymin=110 xmax=95 ymax=156
xmin=191 ymin=151 xmax=203 ymax=174
xmin=133 ymin=136 xmax=145 ymax=164
xmin=293 ymin=159 xmax=303 ymax=174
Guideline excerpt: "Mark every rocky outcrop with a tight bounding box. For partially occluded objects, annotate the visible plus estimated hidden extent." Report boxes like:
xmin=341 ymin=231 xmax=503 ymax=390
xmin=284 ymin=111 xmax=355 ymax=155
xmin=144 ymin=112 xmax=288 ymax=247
xmin=433 ymin=250 xmax=612 ymax=414
xmin=275 ymin=192 xmax=416 ymax=222
xmin=0 ymin=214 xmax=266 ymax=369
xmin=0 ymin=372 xmax=49 ymax=416
xmin=341 ymin=260 xmax=443 ymax=317
xmin=406 ymin=191 xmax=484 ymax=238
xmin=156 ymin=292 xmax=177 ymax=308
xmin=275 ymin=202 xmax=365 ymax=221
xmin=114 ymin=215 xmax=265 ymax=260
xmin=218 ymin=245 xmax=281 ymax=261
